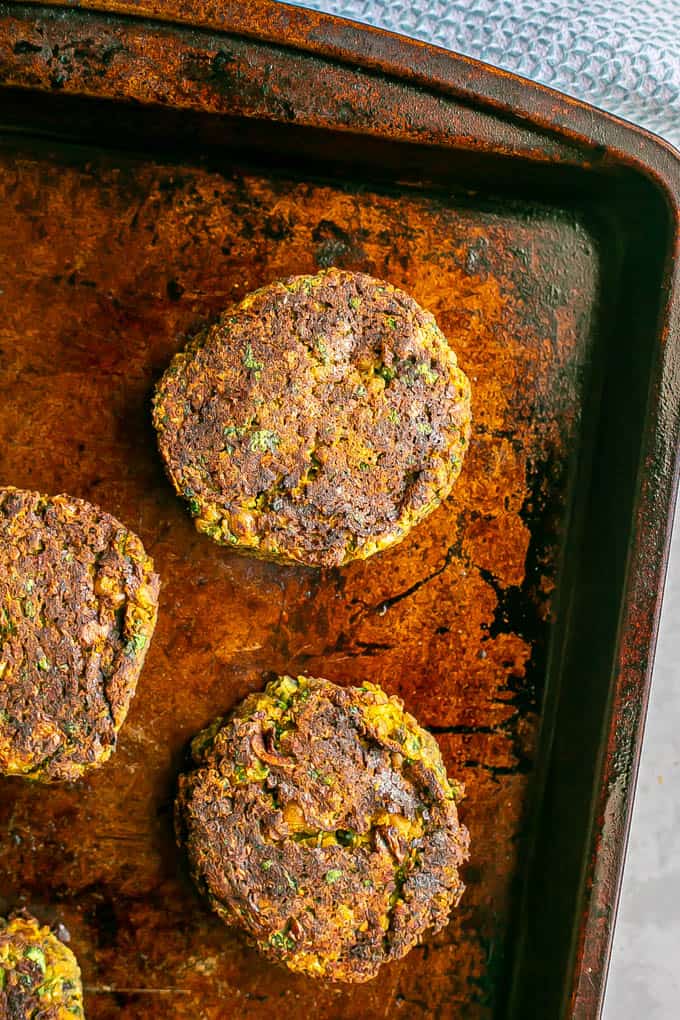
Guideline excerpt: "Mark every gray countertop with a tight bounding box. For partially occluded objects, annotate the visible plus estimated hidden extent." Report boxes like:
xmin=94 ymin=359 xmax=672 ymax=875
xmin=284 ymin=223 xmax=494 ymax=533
xmin=603 ymin=510 xmax=680 ymax=1020
xmin=287 ymin=2 xmax=680 ymax=1014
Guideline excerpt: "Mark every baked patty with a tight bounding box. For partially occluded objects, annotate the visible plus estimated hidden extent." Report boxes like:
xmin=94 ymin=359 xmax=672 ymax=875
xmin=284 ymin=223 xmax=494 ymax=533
xmin=153 ymin=269 xmax=471 ymax=567
xmin=0 ymin=487 xmax=159 ymax=782
xmin=0 ymin=912 xmax=84 ymax=1019
xmin=176 ymin=675 xmax=469 ymax=982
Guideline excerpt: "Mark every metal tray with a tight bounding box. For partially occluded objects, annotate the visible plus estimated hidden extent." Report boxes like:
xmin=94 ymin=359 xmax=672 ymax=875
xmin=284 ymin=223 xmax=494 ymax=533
xmin=0 ymin=2 xmax=678 ymax=1017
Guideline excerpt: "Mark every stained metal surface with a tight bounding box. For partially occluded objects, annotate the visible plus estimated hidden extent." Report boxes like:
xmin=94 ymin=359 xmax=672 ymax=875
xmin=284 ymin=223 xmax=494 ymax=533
xmin=0 ymin=3 xmax=678 ymax=1019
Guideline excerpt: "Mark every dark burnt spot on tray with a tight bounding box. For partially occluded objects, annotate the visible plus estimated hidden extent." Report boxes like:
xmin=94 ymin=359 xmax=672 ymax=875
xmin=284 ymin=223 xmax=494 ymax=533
xmin=179 ymin=47 xmax=238 ymax=90
xmin=312 ymin=220 xmax=367 ymax=268
xmin=90 ymin=898 xmax=120 ymax=950
xmin=12 ymin=40 xmax=42 ymax=56
xmin=263 ymin=214 xmax=293 ymax=241
xmin=211 ymin=49 xmax=237 ymax=77
xmin=166 ymin=279 xmax=184 ymax=302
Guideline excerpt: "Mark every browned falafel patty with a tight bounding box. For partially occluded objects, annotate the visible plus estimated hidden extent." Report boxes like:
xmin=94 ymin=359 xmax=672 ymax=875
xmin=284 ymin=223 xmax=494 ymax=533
xmin=153 ymin=269 xmax=471 ymax=567
xmin=0 ymin=912 xmax=84 ymax=1019
xmin=176 ymin=675 xmax=469 ymax=982
xmin=0 ymin=487 xmax=159 ymax=782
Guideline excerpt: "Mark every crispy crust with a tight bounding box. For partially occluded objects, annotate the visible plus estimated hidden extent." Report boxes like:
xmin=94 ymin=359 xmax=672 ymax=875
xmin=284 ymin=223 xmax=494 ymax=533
xmin=0 ymin=912 xmax=84 ymax=1019
xmin=0 ymin=487 xmax=159 ymax=782
xmin=153 ymin=269 xmax=471 ymax=567
xmin=176 ymin=675 xmax=469 ymax=982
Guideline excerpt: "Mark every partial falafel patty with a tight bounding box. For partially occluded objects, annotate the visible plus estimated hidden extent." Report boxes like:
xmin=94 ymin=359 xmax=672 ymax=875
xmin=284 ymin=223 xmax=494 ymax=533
xmin=0 ymin=487 xmax=159 ymax=782
xmin=0 ymin=912 xmax=84 ymax=1019
xmin=153 ymin=269 xmax=471 ymax=567
xmin=176 ymin=675 xmax=469 ymax=982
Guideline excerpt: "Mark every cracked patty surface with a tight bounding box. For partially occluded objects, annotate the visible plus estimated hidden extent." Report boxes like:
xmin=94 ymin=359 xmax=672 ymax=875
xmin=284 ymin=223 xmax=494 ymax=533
xmin=0 ymin=487 xmax=159 ymax=783
xmin=153 ymin=269 xmax=472 ymax=567
xmin=0 ymin=912 xmax=84 ymax=1019
xmin=176 ymin=675 xmax=469 ymax=982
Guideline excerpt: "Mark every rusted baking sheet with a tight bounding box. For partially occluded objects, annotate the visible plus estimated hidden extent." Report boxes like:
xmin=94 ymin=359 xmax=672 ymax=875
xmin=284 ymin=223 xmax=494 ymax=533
xmin=0 ymin=2 xmax=679 ymax=1017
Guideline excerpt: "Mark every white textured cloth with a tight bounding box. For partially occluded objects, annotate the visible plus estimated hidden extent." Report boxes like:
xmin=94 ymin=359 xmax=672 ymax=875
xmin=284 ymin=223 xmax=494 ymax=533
xmin=284 ymin=0 xmax=680 ymax=147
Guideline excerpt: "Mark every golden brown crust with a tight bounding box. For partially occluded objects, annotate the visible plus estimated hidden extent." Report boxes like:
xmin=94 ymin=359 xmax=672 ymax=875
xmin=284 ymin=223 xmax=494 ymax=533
xmin=0 ymin=486 xmax=159 ymax=782
xmin=176 ymin=676 xmax=469 ymax=982
xmin=153 ymin=269 xmax=471 ymax=567
xmin=0 ymin=911 xmax=84 ymax=1019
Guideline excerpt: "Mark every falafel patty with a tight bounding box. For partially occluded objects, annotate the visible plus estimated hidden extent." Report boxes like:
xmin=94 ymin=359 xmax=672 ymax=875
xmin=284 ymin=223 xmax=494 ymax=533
xmin=176 ymin=675 xmax=469 ymax=982
xmin=0 ymin=486 xmax=159 ymax=782
xmin=0 ymin=912 xmax=84 ymax=1019
xmin=153 ymin=269 xmax=471 ymax=567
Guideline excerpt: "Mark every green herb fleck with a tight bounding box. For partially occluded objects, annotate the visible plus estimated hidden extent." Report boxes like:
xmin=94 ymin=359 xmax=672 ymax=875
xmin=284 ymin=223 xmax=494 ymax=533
xmin=262 ymin=860 xmax=274 ymax=871
xmin=0 ymin=968 xmax=4 ymax=991
xmin=24 ymin=946 xmax=46 ymax=972
xmin=376 ymin=363 xmax=396 ymax=383
xmin=309 ymin=765 xmax=334 ymax=786
xmin=404 ymin=733 xmax=422 ymax=756
xmin=37 ymin=656 xmax=49 ymax=671
xmin=359 ymin=461 xmax=370 ymax=472
xmin=183 ymin=487 xmax=201 ymax=516
xmin=25 ymin=579 xmax=34 ymax=593
xmin=234 ymin=765 xmax=247 ymax=783
xmin=249 ymin=760 xmax=270 ymax=781
xmin=124 ymin=633 xmax=147 ymax=657
xmin=416 ymin=363 xmax=438 ymax=385
xmin=325 ymin=868 xmax=343 ymax=884
xmin=315 ymin=337 xmax=329 ymax=363
xmin=24 ymin=600 xmax=35 ymax=619
xmin=269 ymin=931 xmax=295 ymax=951
xmin=416 ymin=422 xmax=432 ymax=435
xmin=0 ymin=607 xmax=15 ymax=640
xmin=349 ymin=296 xmax=361 ymax=310
xmin=282 ymin=868 xmax=298 ymax=891
xmin=386 ymin=316 xmax=397 ymax=329
xmin=387 ymin=408 xmax=400 ymax=424
xmin=36 ymin=978 xmax=60 ymax=996
xmin=243 ymin=343 xmax=263 ymax=375
xmin=355 ymin=384 xmax=367 ymax=398
xmin=250 ymin=429 xmax=280 ymax=454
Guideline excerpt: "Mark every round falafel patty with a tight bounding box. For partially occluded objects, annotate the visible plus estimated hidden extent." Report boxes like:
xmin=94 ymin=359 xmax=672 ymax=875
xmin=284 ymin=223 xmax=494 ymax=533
xmin=0 ymin=487 xmax=159 ymax=782
xmin=153 ymin=269 xmax=471 ymax=567
xmin=176 ymin=675 xmax=469 ymax=982
xmin=0 ymin=912 xmax=84 ymax=1019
